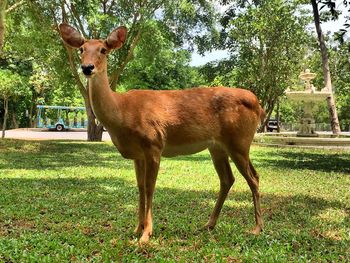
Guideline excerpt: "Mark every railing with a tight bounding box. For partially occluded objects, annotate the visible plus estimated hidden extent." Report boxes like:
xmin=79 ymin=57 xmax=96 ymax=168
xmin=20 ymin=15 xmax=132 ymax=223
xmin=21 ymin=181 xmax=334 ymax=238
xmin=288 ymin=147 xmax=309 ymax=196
xmin=280 ymin=123 xmax=332 ymax=132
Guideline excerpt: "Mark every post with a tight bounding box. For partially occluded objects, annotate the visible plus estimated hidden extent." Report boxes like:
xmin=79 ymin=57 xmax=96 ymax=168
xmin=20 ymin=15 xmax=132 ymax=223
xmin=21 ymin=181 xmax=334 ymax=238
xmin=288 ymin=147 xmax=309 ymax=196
xmin=2 ymin=97 xmax=8 ymax=138
xmin=276 ymin=98 xmax=280 ymax=133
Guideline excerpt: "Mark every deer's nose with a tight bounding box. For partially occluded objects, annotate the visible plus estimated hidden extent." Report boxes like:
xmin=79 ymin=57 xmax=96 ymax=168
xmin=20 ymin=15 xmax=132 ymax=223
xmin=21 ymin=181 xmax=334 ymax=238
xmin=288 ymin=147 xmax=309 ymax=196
xmin=81 ymin=64 xmax=95 ymax=75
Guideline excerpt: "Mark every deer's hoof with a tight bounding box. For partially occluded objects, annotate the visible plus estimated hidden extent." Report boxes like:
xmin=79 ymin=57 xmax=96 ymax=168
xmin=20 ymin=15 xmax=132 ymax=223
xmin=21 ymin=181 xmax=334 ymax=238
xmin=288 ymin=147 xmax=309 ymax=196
xmin=249 ymin=225 xmax=262 ymax=235
xmin=139 ymin=233 xmax=150 ymax=244
xmin=202 ymin=223 xmax=216 ymax=231
xmin=133 ymin=225 xmax=143 ymax=235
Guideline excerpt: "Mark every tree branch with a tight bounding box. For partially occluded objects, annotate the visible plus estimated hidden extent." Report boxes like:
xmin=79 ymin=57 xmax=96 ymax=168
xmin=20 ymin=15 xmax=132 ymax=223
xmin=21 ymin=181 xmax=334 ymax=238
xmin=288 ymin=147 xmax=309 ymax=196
xmin=101 ymin=0 xmax=108 ymax=14
xmin=5 ymin=0 xmax=24 ymax=13
xmin=109 ymin=29 xmax=142 ymax=90
xmin=0 ymin=0 xmax=6 ymax=56
xmin=311 ymin=0 xmax=332 ymax=90
xmin=106 ymin=0 xmax=115 ymax=14
xmin=107 ymin=5 xmax=145 ymax=90
xmin=64 ymin=46 xmax=87 ymax=100
xmin=51 ymin=4 xmax=87 ymax=99
xmin=63 ymin=0 xmax=87 ymax=37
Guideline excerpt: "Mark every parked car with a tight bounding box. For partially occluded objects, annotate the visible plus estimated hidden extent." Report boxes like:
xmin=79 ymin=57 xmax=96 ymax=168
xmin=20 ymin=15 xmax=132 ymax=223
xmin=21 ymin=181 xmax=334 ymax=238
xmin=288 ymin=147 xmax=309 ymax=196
xmin=267 ymin=120 xmax=279 ymax=132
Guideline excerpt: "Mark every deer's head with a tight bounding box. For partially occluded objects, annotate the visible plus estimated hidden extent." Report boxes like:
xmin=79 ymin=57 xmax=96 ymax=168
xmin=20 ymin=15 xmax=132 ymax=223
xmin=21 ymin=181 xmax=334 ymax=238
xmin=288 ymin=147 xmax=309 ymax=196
xmin=58 ymin=23 xmax=127 ymax=77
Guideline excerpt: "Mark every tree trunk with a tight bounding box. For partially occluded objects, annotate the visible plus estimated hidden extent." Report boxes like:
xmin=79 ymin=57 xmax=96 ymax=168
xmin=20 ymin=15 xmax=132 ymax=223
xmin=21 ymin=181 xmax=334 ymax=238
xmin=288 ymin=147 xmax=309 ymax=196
xmin=276 ymin=98 xmax=280 ymax=133
xmin=257 ymin=98 xmax=275 ymax=133
xmin=311 ymin=0 xmax=341 ymax=134
xmin=29 ymin=103 xmax=33 ymax=128
xmin=0 ymin=0 xmax=6 ymax=56
xmin=86 ymin=104 xmax=104 ymax=141
xmin=2 ymin=98 xmax=8 ymax=138
xmin=11 ymin=110 xmax=18 ymax=129
xmin=326 ymin=95 xmax=340 ymax=133
xmin=84 ymin=95 xmax=103 ymax=141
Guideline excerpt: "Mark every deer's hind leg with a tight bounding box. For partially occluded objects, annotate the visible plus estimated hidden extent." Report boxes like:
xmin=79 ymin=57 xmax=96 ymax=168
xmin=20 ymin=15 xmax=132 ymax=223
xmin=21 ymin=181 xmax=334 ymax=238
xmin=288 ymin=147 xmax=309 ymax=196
xmin=205 ymin=146 xmax=235 ymax=229
xmin=229 ymin=149 xmax=263 ymax=235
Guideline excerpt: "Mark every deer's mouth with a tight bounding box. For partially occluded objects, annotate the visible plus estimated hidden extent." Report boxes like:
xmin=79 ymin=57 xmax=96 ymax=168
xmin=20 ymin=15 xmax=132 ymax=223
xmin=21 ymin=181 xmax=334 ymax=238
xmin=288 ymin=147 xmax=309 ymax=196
xmin=83 ymin=72 xmax=94 ymax=78
xmin=81 ymin=64 xmax=95 ymax=76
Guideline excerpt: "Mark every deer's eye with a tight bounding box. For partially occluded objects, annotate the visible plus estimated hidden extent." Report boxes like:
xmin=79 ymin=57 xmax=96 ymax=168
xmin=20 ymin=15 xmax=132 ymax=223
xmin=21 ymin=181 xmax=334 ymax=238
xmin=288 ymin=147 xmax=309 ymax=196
xmin=101 ymin=48 xmax=107 ymax=55
xmin=79 ymin=47 xmax=84 ymax=54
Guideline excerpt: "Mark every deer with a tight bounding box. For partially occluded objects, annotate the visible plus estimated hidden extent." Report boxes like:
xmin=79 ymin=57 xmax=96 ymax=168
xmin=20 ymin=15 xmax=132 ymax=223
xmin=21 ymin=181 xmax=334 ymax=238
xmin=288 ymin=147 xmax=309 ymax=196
xmin=59 ymin=23 xmax=264 ymax=244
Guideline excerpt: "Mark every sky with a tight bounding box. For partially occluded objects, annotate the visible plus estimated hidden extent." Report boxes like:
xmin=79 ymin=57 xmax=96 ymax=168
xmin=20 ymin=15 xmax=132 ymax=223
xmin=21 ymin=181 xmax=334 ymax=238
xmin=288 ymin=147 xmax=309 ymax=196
xmin=190 ymin=2 xmax=349 ymax=67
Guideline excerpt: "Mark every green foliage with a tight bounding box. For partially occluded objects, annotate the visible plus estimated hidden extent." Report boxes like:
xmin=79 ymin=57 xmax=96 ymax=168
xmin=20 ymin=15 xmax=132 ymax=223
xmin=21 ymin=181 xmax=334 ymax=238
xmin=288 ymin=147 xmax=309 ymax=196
xmin=278 ymin=98 xmax=331 ymax=126
xmin=121 ymin=21 xmax=206 ymax=90
xmin=0 ymin=0 xmax=6 ymax=54
xmin=0 ymin=69 xmax=28 ymax=99
xmin=1 ymin=0 xmax=349 ymax=133
xmin=220 ymin=0 xmax=311 ymax=120
xmin=0 ymin=139 xmax=349 ymax=261
xmin=303 ymin=38 xmax=350 ymax=130
xmin=28 ymin=0 xmax=217 ymax=86
xmin=2 ymin=4 xmax=86 ymax=128
xmin=330 ymin=44 xmax=350 ymax=130
xmin=6 ymin=0 xmax=217 ymax=139
xmin=0 ymin=69 xmax=31 ymax=130
xmin=279 ymin=99 xmax=301 ymax=123
xmin=198 ymin=59 xmax=237 ymax=86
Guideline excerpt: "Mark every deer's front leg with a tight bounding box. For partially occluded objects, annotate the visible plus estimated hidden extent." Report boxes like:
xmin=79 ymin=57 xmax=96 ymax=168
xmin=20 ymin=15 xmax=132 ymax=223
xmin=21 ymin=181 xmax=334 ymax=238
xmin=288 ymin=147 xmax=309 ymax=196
xmin=134 ymin=159 xmax=145 ymax=234
xmin=139 ymin=151 xmax=160 ymax=244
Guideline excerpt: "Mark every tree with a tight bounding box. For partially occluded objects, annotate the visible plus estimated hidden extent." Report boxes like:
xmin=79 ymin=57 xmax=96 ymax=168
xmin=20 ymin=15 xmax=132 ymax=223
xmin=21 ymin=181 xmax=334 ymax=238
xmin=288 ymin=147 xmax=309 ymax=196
xmin=329 ymin=41 xmax=350 ymax=130
xmin=1 ymin=1 xmax=51 ymax=129
xmin=0 ymin=69 xmax=29 ymax=138
xmin=26 ymin=0 xmax=216 ymax=141
xmin=218 ymin=0 xmax=310 ymax=128
xmin=0 ymin=49 xmax=33 ymax=129
xmin=311 ymin=0 xmax=341 ymax=134
xmin=318 ymin=0 xmax=350 ymax=41
xmin=0 ymin=0 xmax=25 ymax=55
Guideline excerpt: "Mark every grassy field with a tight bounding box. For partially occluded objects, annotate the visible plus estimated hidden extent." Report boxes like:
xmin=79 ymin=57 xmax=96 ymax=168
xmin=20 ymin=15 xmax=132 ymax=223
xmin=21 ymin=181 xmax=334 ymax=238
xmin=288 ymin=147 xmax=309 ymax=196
xmin=0 ymin=139 xmax=349 ymax=262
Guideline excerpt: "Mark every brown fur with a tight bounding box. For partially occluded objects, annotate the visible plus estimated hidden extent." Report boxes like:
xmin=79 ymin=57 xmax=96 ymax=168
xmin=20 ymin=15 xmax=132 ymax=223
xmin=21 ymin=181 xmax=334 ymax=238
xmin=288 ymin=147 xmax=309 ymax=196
xmin=59 ymin=23 xmax=264 ymax=243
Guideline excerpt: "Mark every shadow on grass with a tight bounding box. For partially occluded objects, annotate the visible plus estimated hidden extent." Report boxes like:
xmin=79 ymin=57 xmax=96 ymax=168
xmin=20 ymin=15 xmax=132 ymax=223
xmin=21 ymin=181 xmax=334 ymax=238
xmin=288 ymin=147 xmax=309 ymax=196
xmin=255 ymin=149 xmax=350 ymax=174
xmin=167 ymin=147 xmax=350 ymax=174
xmin=0 ymin=139 xmax=132 ymax=171
xmin=1 ymin=139 xmax=349 ymax=174
xmin=0 ymin=176 xmax=348 ymax=248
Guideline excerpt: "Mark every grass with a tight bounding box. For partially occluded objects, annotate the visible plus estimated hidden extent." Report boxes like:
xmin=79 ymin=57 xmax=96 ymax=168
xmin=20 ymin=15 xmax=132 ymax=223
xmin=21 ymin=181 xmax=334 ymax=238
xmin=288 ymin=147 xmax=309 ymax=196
xmin=0 ymin=139 xmax=349 ymax=262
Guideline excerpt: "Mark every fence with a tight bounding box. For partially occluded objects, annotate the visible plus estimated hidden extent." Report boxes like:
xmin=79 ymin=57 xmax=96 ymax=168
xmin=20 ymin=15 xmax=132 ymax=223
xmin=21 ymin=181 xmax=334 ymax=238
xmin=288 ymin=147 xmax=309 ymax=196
xmin=280 ymin=122 xmax=332 ymax=132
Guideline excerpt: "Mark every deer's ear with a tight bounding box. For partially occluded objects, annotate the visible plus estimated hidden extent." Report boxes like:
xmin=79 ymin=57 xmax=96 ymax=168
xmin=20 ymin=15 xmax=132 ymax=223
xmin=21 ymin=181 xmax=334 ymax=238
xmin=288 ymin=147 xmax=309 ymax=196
xmin=106 ymin=26 xmax=127 ymax=50
xmin=58 ymin=23 xmax=85 ymax=48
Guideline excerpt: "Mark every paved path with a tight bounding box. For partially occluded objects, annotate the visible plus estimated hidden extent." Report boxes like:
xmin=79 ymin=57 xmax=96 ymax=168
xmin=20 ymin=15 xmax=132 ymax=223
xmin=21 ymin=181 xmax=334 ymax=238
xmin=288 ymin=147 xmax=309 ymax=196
xmin=3 ymin=128 xmax=111 ymax=141
xmin=4 ymin=129 xmax=350 ymax=150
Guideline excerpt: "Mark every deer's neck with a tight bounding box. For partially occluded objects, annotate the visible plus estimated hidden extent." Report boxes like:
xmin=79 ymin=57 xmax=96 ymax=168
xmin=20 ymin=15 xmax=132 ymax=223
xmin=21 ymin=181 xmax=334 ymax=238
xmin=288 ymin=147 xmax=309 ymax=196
xmin=88 ymin=71 xmax=121 ymax=127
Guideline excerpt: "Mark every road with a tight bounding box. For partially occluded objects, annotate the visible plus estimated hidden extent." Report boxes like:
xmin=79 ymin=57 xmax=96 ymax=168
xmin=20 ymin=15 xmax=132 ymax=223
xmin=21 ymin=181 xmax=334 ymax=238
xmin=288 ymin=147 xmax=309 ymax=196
xmin=3 ymin=128 xmax=111 ymax=141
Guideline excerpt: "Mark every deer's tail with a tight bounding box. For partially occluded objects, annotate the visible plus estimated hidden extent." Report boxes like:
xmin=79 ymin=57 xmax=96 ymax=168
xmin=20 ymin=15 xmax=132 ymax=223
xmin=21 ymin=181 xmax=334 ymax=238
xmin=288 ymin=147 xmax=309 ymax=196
xmin=259 ymin=105 xmax=266 ymax=125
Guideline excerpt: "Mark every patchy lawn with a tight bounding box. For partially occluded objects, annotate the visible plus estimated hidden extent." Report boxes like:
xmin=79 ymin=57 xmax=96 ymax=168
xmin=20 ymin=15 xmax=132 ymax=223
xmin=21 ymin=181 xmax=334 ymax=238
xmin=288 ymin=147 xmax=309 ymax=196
xmin=0 ymin=139 xmax=349 ymax=262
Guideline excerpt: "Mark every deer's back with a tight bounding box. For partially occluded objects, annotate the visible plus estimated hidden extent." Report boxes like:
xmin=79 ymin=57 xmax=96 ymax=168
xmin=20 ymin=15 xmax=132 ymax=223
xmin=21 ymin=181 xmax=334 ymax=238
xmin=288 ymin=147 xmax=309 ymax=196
xmin=113 ymin=87 xmax=262 ymax=157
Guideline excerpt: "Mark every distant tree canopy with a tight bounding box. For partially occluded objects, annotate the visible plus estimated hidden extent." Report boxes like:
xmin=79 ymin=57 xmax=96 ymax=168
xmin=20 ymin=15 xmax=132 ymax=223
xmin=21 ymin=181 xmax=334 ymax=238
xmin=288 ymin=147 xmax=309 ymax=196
xmin=0 ymin=69 xmax=31 ymax=137
xmin=0 ymin=0 xmax=349 ymax=133
xmin=205 ymin=0 xmax=311 ymax=124
xmin=2 ymin=0 xmax=217 ymax=140
xmin=120 ymin=20 xmax=206 ymax=90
